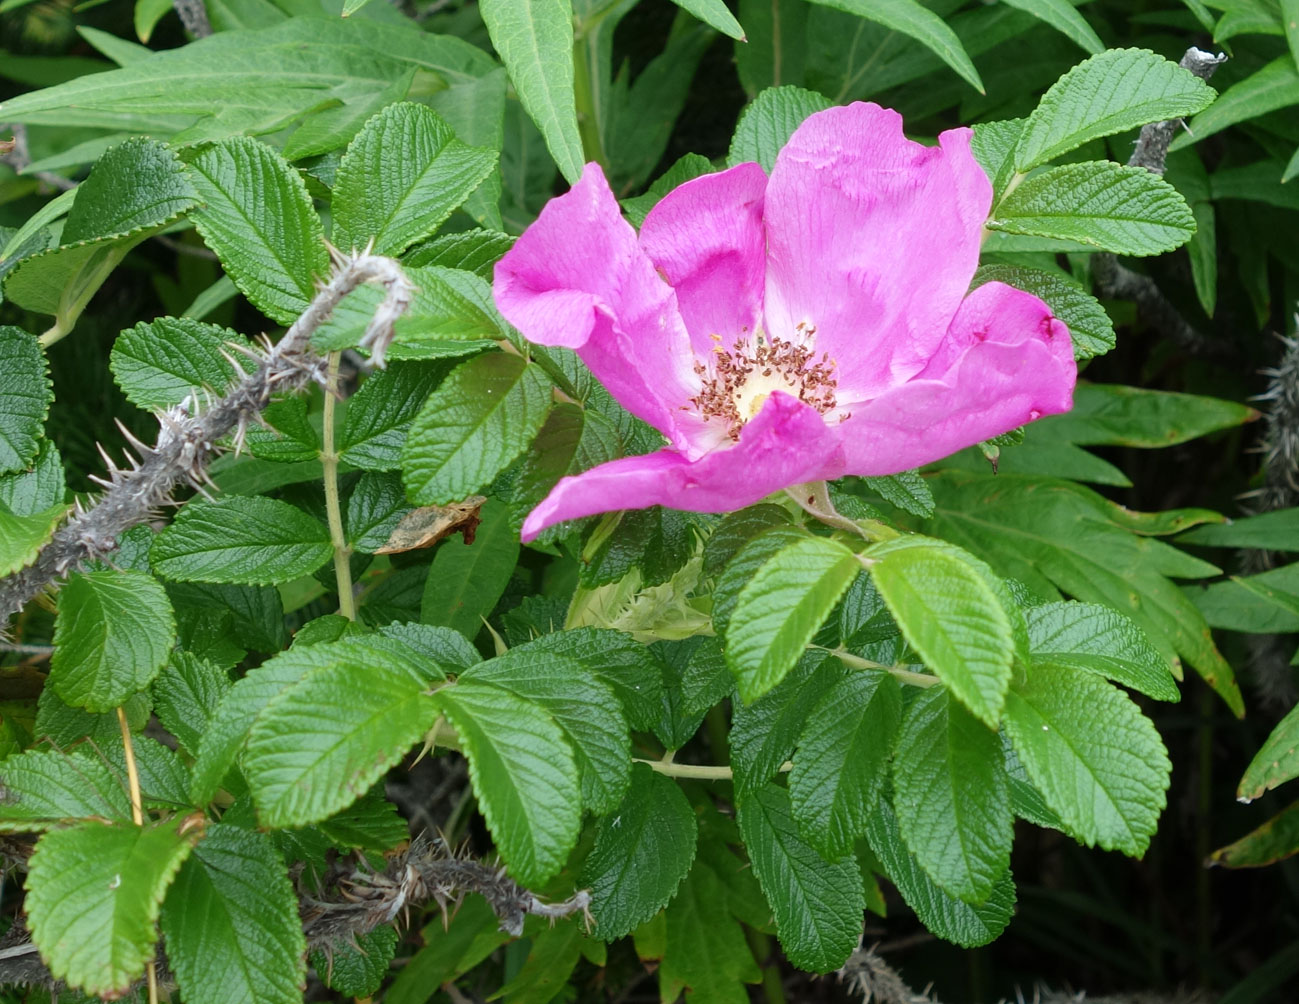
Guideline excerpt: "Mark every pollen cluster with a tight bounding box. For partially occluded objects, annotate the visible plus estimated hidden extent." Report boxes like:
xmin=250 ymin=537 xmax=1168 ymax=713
xmin=690 ymin=323 xmax=839 ymax=440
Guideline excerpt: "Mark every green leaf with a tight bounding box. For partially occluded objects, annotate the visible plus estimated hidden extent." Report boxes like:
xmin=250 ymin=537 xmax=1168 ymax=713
xmin=659 ymin=857 xmax=761 ymax=1003
xmin=151 ymin=651 xmax=232 ymax=757
xmin=402 ymin=352 xmax=553 ymax=504
xmin=34 ymin=686 xmax=152 ymax=749
xmin=333 ymin=102 xmax=496 ymax=257
xmin=244 ymin=640 xmax=440 ymax=827
xmin=726 ymin=85 xmax=832 ymax=172
xmin=339 ymin=360 xmax=447 ymax=472
xmin=730 ymin=652 xmax=842 ymax=797
xmin=622 ymin=153 xmax=715 ymax=228
xmin=1209 ymin=799 xmax=1299 ymax=868
xmin=25 ymin=816 xmax=201 ymax=997
xmin=1040 ymin=383 xmax=1256 ymax=448
xmin=168 ymin=580 xmax=288 ymax=653
xmin=865 ymin=798 xmax=1015 ymax=948
xmin=434 ymin=678 xmax=581 ymax=886
xmin=243 ymin=396 xmax=320 ymax=463
xmin=187 ymin=136 xmax=328 ymax=325
xmin=1003 ymin=662 xmax=1170 ymax=855
xmin=495 ymin=921 xmax=584 ymax=1004
xmin=788 ymin=670 xmax=901 ymax=859
xmin=989 ymin=161 xmax=1195 ymax=256
xmin=313 ymin=927 xmax=399 ymax=998
xmin=712 ymin=524 xmax=810 ymax=637
xmin=0 ymin=747 xmax=133 ymax=831
xmin=1174 ymin=56 xmax=1299 ymax=151
xmin=738 ymin=784 xmax=864 ymax=973
xmin=0 ymin=326 xmax=52 ymax=474
xmin=511 ymin=626 xmax=666 ymax=732
xmin=806 ymin=0 xmax=983 ymax=93
xmin=421 ymin=497 xmax=519 ymax=639
xmin=580 ymin=506 xmax=695 ymax=589
xmin=971 ymin=265 xmax=1115 ymax=360
xmin=480 ymin=0 xmax=584 ymax=184
xmin=0 ymin=501 xmax=65 ymax=577
xmin=188 ymin=636 xmax=387 ymax=804
xmin=866 ymin=536 xmax=1016 ymax=728
xmin=405 ymin=229 xmax=515 ymax=278
xmin=580 ymin=763 xmax=698 ymax=940
xmin=345 ymin=472 xmax=411 ymax=553
xmin=509 ymin=403 xmax=620 ymax=542
xmin=463 ymin=642 xmax=630 ymax=814
xmin=161 ymin=823 xmax=306 ymax=1004
xmin=51 ymin=569 xmax=175 ymax=712
xmin=1238 ymin=703 xmax=1299 ymax=801
xmin=724 ymin=533 xmax=860 ymax=703
xmin=380 ymin=621 xmax=480 ymax=671
xmin=1026 ymin=601 xmax=1180 ymax=701
xmin=997 ymin=0 xmax=1102 ymax=53
xmin=919 ymin=470 xmax=1242 ymax=716
xmin=892 ymin=687 xmax=1011 ymax=905
xmin=151 ymin=496 xmax=332 ymax=585
xmin=671 ymin=0 xmax=745 ymax=38
xmin=1014 ymin=48 xmax=1216 ymax=172
xmin=4 ymin=139 xmax=199 ymax=335
xmin=110 ymin=317 xmax=251 ymax=411
xmin=972 ymin=118 xmax=1027 ymax=202
xmin=0 ymin=439 xmax=65 ymax=515
xmin=861 ymin=471 xmax=934 ymax=519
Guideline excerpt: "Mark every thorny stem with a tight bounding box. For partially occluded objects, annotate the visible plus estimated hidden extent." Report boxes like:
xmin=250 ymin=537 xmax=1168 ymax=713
xmin=0 ymin=247 xmax=413 ymax=620
xmin=321 ymin=351 xmax=355 ymax=620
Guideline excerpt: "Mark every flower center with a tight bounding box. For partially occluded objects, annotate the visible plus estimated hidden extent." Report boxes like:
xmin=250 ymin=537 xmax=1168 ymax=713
xmin=690 ymin=322 xmax=839 ymax=441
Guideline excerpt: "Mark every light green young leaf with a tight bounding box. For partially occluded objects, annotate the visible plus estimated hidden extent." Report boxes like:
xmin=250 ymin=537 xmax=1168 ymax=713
xmin=333 ymin=102 xmax=497 ymax=257
xmin=726 ymin=85 xmax=832 ymax=171
xmin=0 ymin=326 xmax=52 ymax=473
xmin=110 ymin=317 xmax=251 ymax=411
xmin=1025 ymin=601 xmax=1180 ymax=701
xmin=788 ymin=670 xmax=901 ymax=859
xmin=580 ymin=763 xmax=698 ymax=941
xmin=1003 ymin=662 xmax=1171 ymax=855
xmin=161 ymin=824 xmax=306 ymax=1004
xmin=866 ymin=536 xmax=1016 ymax=727
xmin=724 ymin=533 xmax=860 ymax=703
xmin=25 ymin=817 xmax=202 ymax=997
xmin=672 ymin=0 xmax=746 ymax=38
xmin=150 ymin=496 xmax=332 ymax=585
xmin=1014 ymin=48 xmax=1216 ymax=171
xmin=0 ymin=747 xmax=133 ymax=832
xmin=1173 ymin=56 xmax=1299 ymax=151
xmin=480 ymin=0 xmax=584 ymax=184
xmin=989 ymin=161 xmax=1195 ymax=256
xmin=434 ymin=678 xmax=581 ymax=886
xmin=51 ymin=569 xmax=176 ymax=712
xmin=738 ymin=784 xmax=864 ymax=973
xmin=402 ymin=352 xmax=553 ymax=504
xmin=892 ymin=687 xmax=1012 ymax=905
xmin=807 ymin=0 xmax=983 ymax=93
xmin=1238 ymin=702 xmax=1299 ymax=801
xmin=187 ymin=137 xmax=329 ymax=325
xmin=244 ymin=642 xmax=439 ymax=827
xmin=421 ymin=497 xmax=519 ymax=640
xmin=0 ymin=501 xmax=65 ymax=577
xmin=971 ymin=265 xmax=1115 ymax=360
xmin=865 ymin=798 xmax=1015 ymax=947
xmin=998 ymin=0 xmax=1102 ymax=53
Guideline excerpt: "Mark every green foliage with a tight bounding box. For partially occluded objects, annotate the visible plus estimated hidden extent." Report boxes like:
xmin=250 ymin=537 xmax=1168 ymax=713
xmin=110 ymin=317 xmax=250 ymax=410
xmin=0 ymin=326 xmax=53 ymax=472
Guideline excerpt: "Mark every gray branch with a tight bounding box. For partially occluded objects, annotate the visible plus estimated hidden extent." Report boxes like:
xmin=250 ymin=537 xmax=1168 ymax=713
xmin=0 ymin=247 xmax=414 ymax=621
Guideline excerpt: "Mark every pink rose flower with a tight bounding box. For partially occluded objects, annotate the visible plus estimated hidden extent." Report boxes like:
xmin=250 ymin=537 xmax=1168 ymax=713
xmin=494 ymin=103 xmax=1077 ymax=542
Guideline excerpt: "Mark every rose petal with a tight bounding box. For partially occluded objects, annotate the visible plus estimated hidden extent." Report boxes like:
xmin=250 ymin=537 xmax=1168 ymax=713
xmin=493 ymin=163 xmax=703 ymax=451
xmin=521 ymin=392 xmax=844 ymax=541
xmin=835 ymin=281 xmax=1076 ymax=474
xmin=639 ymin=163 xmax=769 ymax=356
xmin=762 ymin=103 xmax=993 ymax=400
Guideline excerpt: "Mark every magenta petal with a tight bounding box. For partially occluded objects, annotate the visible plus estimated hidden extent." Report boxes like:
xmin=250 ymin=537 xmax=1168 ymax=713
xmin=493 ymin=163 xmax=702 ymax=450
xmin=521 ymin=393 xmax=845 ymax=541
xmin=639 ymin=163 xmax=769 ymax=356
xmin=763 ymin=103 xmax=993 ymax=400
xmin=837 ymin=281 xmax=1076 ymax=474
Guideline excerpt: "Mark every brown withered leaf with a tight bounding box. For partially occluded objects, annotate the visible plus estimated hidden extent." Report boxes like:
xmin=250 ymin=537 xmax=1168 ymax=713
xmin=0 ymin=137 xmax=15 ymax=156
xmin=375 ymin=496 xmax=486 ymax=554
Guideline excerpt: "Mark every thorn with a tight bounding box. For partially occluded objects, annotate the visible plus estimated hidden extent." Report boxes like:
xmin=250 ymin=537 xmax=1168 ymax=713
xmin=113 ymin=418 xmax=154 ymax=457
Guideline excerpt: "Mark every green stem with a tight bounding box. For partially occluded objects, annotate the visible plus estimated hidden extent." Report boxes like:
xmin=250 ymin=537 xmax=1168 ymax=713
xmin=571 ymin=28 xmax=608 ymax=171
xmin=746 ymin=928 xmax=787 ymax=1004
xmin=321 ymin=351 xmax=354 ymax=621
xmin=633 ymin=757 xmax=792 ymax=781
xmin=785 ymin=482 xmax=897 ymax=542
xmin=822 ymin=646 xmax=941 ymax=688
